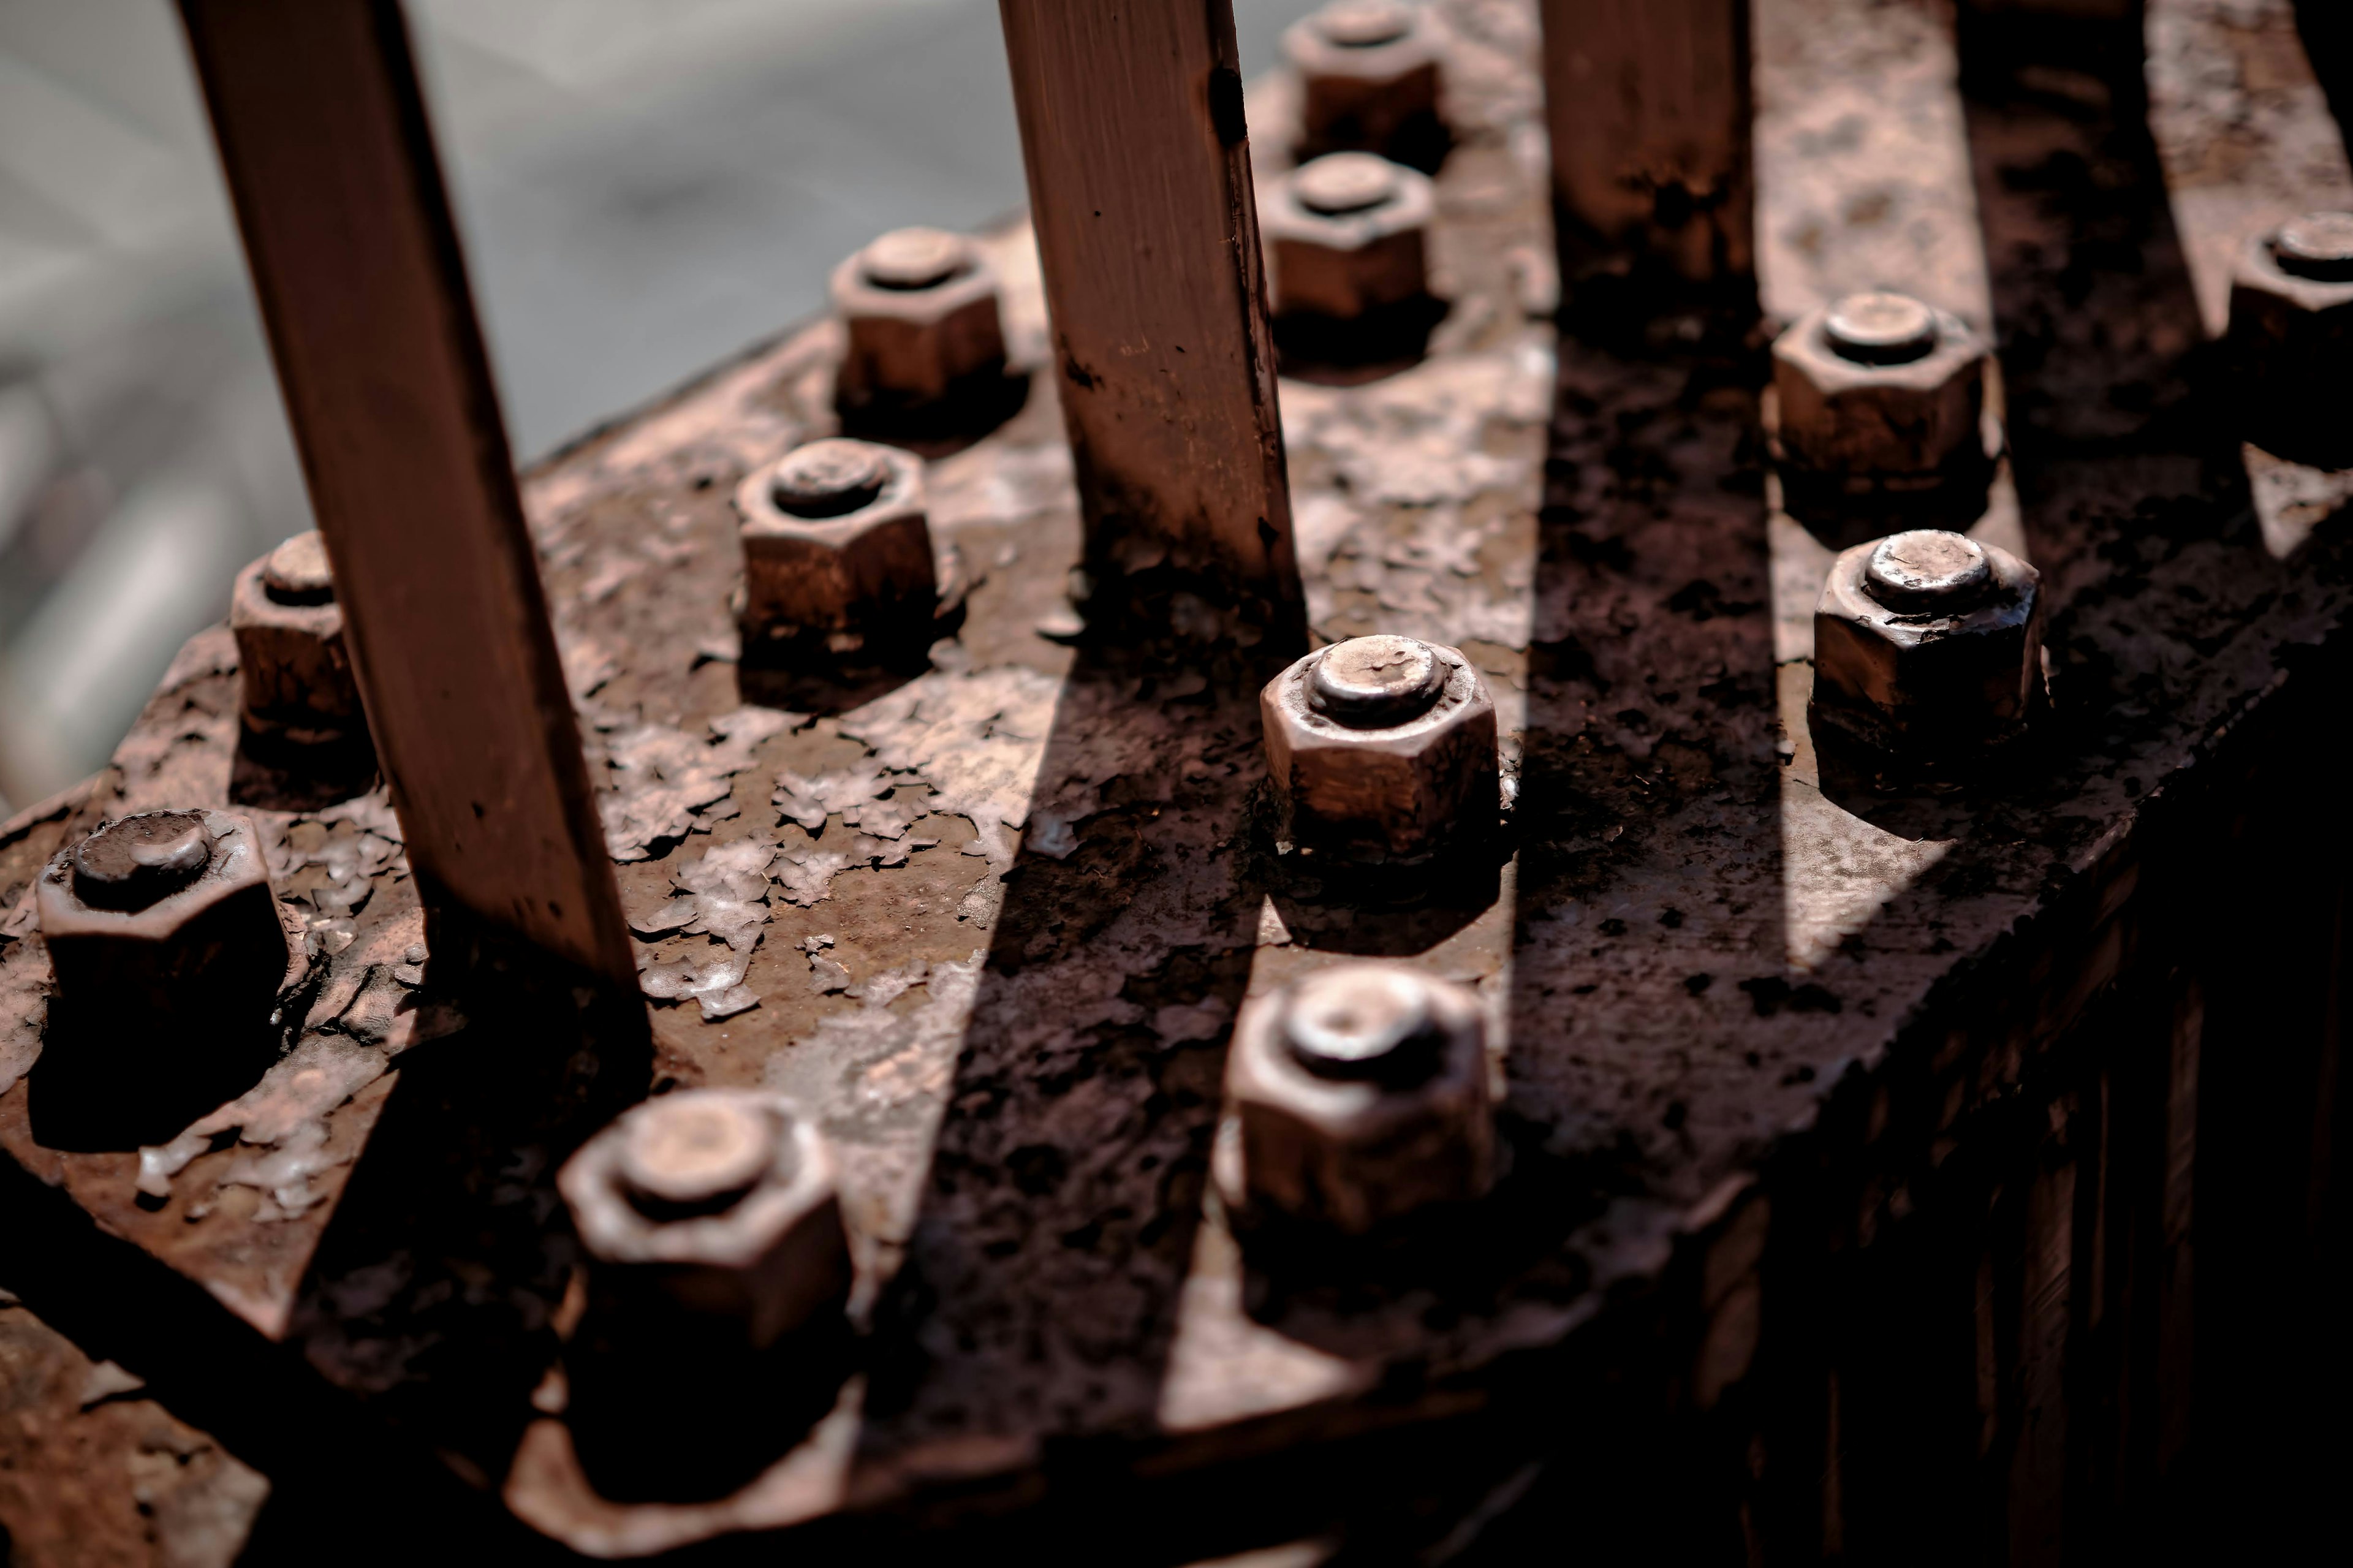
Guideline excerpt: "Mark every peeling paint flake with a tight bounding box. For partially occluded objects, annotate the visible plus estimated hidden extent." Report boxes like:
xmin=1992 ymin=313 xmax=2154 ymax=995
xmin=599 ymin=706 xmax=798 ymax=861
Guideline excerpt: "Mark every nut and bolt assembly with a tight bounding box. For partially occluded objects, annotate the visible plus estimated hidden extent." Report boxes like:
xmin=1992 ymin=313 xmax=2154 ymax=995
xmin=1809 ymin=528 xmax=2045 ymax=767
xmin=229 ymin=531 xmax=366 ymax=756
xmin=37 ymin=809 xmax=296 ymax=1030
xmin=1263 ymin=152 xmax=1436 ymax=327
xmin=2227 ymin=209 xmax=2353 ymax=468
xmin=1218 ymin=963 xmax=1494 ymax=1235
xmin=562 ymin=1090 xmax=852 ymax=1346
xmin=1283 ymin=0 xmax=1447 ymax=170
xmin=1262 ymin=634 xmax=1498 ymax=865
xmin=1771 ymin=292 xmax=1999 ymax=537
xmin=830 ymin=226 xmax=1009 ymax=430
xmin=558 ymin=1089 xmax=854 ymax=1499
xmin=734 ymin=437 xmax=944 ymax=665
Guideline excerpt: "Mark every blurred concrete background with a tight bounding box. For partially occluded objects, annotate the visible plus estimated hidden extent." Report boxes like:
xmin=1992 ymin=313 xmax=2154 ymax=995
xmin=0 ymin=0 xmax=1321 ymax=814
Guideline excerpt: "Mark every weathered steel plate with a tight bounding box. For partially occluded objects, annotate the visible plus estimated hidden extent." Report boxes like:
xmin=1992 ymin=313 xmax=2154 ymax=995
xmin=2 ymin=0 xmax=2349 ymax=1557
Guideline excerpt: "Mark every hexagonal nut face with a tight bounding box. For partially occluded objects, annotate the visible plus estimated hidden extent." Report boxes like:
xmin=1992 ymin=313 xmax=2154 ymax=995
xmin=1283 ymin=3 xmax=1446 ymax=156
xmin=559 ymin=1089 xmax=852 ymax=1351
xmin=2225 ymin=227 xmax=2353 ymax=466
xmin=36 ymin=809 xmax=295 ymax=1021
xmin=1262 ymin=638 xmax=1498 ymax=862
xmin=830 ymin=235 xmax=1007 ymax=409
xmin=229 ymin=540 xmax=362 ymax=744
xmin=735 ymin=441 xmax=938 ymax=655
xmin=1809 ymin=532 xmax=2044 ymax=758
xmin=1219 ymin=963 xmax=1493 ymax=1233
xmin=1773 ymin=302 xmax=1987 ymax=479
xmin=1262 ymin=156 xmax=1436 ymax=319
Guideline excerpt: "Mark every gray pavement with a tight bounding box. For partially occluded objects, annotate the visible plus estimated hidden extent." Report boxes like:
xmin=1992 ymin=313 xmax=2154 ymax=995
xmin=0 ymin=0 xmax=1320 ymax=811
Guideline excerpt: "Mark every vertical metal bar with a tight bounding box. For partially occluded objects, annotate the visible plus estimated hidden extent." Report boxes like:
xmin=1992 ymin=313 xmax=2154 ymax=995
xmin=1539 ymin=0 xmax=1754 ymax=285
xmin=996 ymin=0 xmax=1302 ymax=645
xmin=176 ymin=0 xmax=634 ymax=987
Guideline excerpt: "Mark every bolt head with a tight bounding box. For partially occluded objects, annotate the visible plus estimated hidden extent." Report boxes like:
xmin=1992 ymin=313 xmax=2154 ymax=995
xmin=1221 ymin=962 xmax=1493 ymax=1233
xmin=561 ymin=1089 xmax=852 ymax=1347
xmin=620 ymin=1094 xmax=779 ymax=1214
xmin=1283 ymin=0 xmax=1443 ymax=166
xmin=1824 ymin=292 xmax=1940 ymax=366
xmin=770 ymin=439 xmax=892 ymax=518
xmin=37 ymin=809 xmax=294 ymax=1023
xmin=72 ymin=812 xmax=214 ymax=911
xmin=1810 ymin=533 xmax=2044 ymax=760
xmin=737 ymin=441 xmax=938 ymax=653
xmin=1863 ymin=530 xmax=1991 ymax=614
xmin=2274 ymin=211 xmax=2353 ymax=282
xmin=2227 ymin=217 xmax=2353 ymax=466
xmin=831 ymin=237 xmax=1007 ymax=412
xmin=1264 ymin=156 xmax=1436 ymax=318
xmin=1294 ymin=151 xmax=1401 ymax=216
xmin=1771 ymin=300 xmax=1989 ymax=487
xmin=1307 ymin=634 xmax=1443 ymax=725
xmin=1317 ymin=0 xmax=1413 ymax=47
xmin=559 ymin=1091 xmax=854 ymax=1498
xmin=859 ymin=227 xmax=974 ymax=291
xmin=231 ymin=544 xmax=362 ymax=749
xmin=1262 ymin=638 xmax=1497 ymax=862
xmin=1283 ymin=966 xmax=1446 ymax=1085
xmin=260 ymin=531 xmax=336 ymax=605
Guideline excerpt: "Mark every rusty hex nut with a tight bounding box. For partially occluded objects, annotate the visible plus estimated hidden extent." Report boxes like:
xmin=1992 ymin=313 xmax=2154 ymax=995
xmin=735 ymin=438 xmax=938 ymax=658
xmin=557 ymin=1089 xmax=854 ymax=1499
xmin=1809 ymin=529 xmax=2045 ymax=760
xmin=229 ymin=531 xmax=363 ymax=748
xmin=1263 ymin=153 xmax=1436 ymax=320
xmin=36 ymin=809 xmax=295 ymax=1022
xmin=1219 ymin=963 xmax=1493 ymax=1233
xmin=1772 ymin=294 xmax=1997 ymax=525
xmin=1283 ymin=0 xmax=1446 ymax=165
xmin=1262 ymin=635 xmax=1498 ymax=863
xmin=2226 ymin=210 xmax=2353 ymax=468
xmin=830 ymin=227 xmax=1007 ymax=414
xmin=561 ymin=1089 xmax=852 ymax=1352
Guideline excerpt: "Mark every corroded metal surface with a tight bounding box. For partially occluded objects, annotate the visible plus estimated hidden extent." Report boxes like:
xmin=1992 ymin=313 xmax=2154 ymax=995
xmin=0 ymin=645 xmax=424 ymax=1335
xmin=2147 ymin=0 xmax=2353 ymax=556
xmin=0 ymin=1289 xmax=267 ymax=1567
xmin=0 ymin=0 xmax=2348 ymax=1559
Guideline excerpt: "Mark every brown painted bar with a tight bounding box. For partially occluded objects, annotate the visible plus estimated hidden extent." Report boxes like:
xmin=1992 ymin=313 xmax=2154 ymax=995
xmin=996 ymin=0 xmax=1301 ymax=643
xmin=176 ymin=0 xmax=633 ymax=985
xmin=1538 ymin=0 xmax=1754 ymax=283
